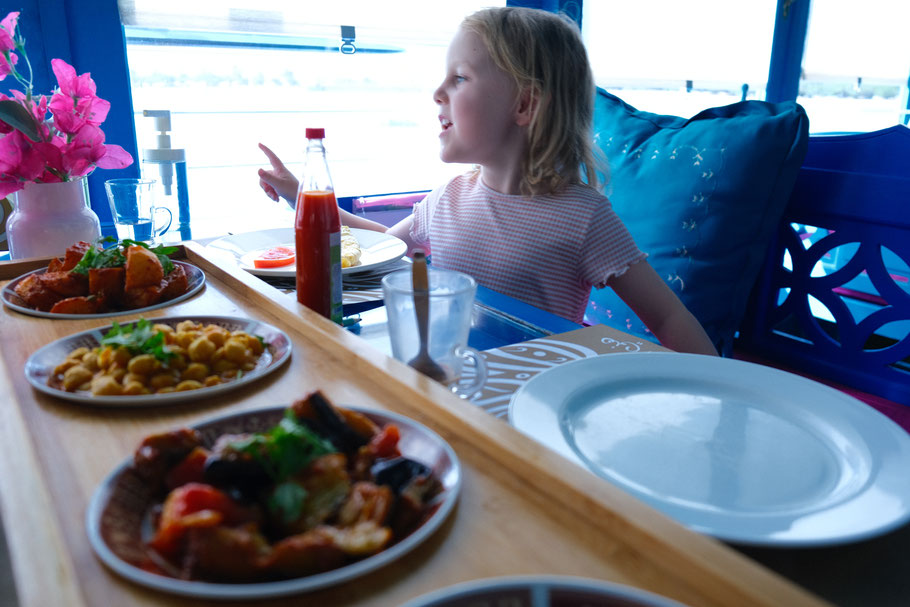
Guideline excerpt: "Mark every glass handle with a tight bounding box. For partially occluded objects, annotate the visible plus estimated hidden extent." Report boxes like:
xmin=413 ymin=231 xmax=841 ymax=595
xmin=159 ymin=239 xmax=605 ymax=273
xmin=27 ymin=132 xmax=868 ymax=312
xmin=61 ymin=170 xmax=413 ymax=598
xmin=154 ymin=206 xmax=173 ymax=235
xmin=449 ymin=346 xmax=487 ymax=399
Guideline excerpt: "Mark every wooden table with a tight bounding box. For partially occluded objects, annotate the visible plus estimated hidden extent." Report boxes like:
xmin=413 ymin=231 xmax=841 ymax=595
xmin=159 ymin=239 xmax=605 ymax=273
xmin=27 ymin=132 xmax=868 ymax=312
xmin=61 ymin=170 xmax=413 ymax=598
xmin=0 ymin=242 xmax=829 ymax=607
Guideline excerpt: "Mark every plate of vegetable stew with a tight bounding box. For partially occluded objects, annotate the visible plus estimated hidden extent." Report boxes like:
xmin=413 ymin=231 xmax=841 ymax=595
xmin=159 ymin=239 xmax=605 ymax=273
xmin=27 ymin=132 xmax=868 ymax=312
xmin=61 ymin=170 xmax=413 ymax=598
xmin=24 ymin=315 xmax=292 ymax=407
xmin=86 ymin=393 xmax=462 ymax=599
xmin=1 ymin=238 xmax=205 ymax=319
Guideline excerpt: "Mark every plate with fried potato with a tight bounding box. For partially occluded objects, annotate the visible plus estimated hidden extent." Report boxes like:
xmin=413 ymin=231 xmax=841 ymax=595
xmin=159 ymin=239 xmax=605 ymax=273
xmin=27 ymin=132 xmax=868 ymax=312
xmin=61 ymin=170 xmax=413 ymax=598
xmin=2 ymin=239 xmax=205 ymax=319
xmin=24 ymin=316 xmax=292 ymax=407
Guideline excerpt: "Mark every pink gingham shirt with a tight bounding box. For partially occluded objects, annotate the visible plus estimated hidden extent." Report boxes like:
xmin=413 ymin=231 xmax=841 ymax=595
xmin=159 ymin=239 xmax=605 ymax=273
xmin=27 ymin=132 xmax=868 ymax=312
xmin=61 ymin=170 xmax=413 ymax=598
xmin=411 ymin=172 xmax=646 ymax=323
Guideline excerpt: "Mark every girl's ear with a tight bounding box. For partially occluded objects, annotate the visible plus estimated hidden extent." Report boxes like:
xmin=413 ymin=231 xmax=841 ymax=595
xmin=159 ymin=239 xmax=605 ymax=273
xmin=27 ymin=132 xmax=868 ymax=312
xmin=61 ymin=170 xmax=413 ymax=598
xmin=514 ymin=86 xmax=539 ymax=127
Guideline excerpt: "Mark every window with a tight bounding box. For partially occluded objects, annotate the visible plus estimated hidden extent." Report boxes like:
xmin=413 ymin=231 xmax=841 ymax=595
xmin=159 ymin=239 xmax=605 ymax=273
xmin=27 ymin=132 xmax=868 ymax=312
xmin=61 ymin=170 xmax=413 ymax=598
xmin=119 ymin=1 xmax=499 ymax=239
xmin=796 ymin=0 xmax=910 ymax=133
xmin=581 ymin=1 xmax=777 ymax=116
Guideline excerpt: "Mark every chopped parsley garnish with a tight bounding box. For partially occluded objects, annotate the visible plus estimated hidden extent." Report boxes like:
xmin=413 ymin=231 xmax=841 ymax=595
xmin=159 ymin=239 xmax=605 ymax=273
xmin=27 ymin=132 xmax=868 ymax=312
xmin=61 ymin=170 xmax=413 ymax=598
xmin=71 ymin=237 xmax=177 ymax=276
xmin=229 ymin=410 xmax=337 ymax=523
xmin=100 ymin=318 xmax=175 ymax=364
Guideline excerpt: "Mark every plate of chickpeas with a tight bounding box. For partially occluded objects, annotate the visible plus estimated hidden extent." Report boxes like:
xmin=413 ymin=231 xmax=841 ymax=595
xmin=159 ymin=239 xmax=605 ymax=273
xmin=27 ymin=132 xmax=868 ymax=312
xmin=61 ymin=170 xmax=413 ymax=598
xmin=24 ymin=316 xmax=292 ymax=406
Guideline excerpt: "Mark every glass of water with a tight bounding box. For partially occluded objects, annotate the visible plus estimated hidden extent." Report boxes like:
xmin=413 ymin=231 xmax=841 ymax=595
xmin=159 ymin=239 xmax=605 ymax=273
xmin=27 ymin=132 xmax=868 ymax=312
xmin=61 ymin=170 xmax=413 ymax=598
xmin=104 ymin=178 xmax=172 ymax=243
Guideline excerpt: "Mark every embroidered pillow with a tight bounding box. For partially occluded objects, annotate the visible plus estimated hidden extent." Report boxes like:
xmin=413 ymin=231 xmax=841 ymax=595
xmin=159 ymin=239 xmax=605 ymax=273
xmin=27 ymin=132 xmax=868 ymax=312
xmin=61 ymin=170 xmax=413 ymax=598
xmin=586 ymin=89 xmax=809 ymax=355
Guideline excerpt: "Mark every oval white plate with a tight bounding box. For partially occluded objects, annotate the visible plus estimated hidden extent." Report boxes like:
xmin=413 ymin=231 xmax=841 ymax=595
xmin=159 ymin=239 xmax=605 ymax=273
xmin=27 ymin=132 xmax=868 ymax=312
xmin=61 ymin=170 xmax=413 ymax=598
xmin=401 ymin=575 xmax=688 ymax=607
xmin=2 ymin=260 xmax=205 ymax=319
xmin=204 ymin=227 xmax=407 ymax=278
xmin=86 ymin=405 xmax=461 ymax=599
xmin=24 ymin=315 xmax=291 ymax=407
xmin=509 ymin=352 xmax=910 ymax=547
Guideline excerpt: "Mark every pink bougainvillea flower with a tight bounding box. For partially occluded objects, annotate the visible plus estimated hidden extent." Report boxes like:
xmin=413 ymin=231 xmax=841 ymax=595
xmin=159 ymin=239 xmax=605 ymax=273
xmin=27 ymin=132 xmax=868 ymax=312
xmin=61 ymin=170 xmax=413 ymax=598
xmin=0 ymin=93 xmax=14 ymax=134
xmin=0 ymin=13 xmax=133 ymax=195
xmin=0 ymin=127 xmax=23 ymax=171
xmin=0 ymin=11 xmax=18 ymax=51
xmin=0 ymin=11 xmax=20 ymax=81
xmin=0 ymin=51 xmax=17 ymax=81
xmin=48 ymin=59 xmax=112 ymax=134
xmin=9 ymin=89 xmax=51 ymax=140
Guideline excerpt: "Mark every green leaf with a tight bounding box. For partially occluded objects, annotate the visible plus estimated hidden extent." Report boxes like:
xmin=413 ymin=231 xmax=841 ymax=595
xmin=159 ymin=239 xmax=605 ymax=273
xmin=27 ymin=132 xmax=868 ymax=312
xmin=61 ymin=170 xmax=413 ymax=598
xmin=100 ymin=319 xmax=175 ymax=364
xmin=0 ymin=99 xmax=41 ymax=142
xmin=268 ymin=481 xmax=308 ymax=525
xmin=228 ymin=410 xmax=336 ymax=483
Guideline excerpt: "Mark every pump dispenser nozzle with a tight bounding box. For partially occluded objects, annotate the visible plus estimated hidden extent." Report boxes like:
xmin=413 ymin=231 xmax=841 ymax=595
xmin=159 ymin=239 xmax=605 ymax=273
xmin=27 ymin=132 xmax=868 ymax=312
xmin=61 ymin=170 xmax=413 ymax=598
xmin=142 ymin=110 xmax=186 ymax=196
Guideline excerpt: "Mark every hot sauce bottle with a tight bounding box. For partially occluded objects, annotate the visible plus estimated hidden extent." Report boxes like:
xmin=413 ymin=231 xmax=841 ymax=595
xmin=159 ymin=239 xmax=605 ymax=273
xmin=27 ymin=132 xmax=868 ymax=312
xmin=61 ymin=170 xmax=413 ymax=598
xmin=295 ymin=128 xmax=342 ymax=323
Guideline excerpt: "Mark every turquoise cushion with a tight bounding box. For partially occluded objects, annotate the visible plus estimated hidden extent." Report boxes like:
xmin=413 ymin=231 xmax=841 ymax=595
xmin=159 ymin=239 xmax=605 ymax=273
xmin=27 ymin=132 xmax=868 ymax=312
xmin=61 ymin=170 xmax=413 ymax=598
xmin=586 ymin=89 xmax=809 ymax=355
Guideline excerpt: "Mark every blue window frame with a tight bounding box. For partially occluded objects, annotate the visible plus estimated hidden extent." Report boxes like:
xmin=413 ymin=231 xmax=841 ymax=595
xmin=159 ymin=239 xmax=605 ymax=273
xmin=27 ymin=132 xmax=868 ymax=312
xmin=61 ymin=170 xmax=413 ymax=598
xmin=13 ymin=0 xmax=900 ymax=226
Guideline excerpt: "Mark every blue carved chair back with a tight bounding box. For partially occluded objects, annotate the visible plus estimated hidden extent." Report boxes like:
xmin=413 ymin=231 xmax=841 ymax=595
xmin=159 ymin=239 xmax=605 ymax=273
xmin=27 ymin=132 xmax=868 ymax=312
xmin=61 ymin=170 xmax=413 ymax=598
xmin=736 ymin=126 xmax=910 ymax=404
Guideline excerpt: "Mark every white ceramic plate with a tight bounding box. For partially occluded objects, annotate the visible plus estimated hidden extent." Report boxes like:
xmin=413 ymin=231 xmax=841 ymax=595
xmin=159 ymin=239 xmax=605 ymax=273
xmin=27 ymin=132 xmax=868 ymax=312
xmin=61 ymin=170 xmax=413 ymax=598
xmin=204 ymin=227 xmax=407 ymax=278
xmin=1 ymin=260 xmax=205 ymax=319
xmin=509 ymin=352 xmax=910 ymax=547
xmin=400 ymin=575 xmax=688 ymax=607
xmin=24 ymin=315 xmax=291 ymax=407
xmin=86 ymin=405 xmax=462 ymax=599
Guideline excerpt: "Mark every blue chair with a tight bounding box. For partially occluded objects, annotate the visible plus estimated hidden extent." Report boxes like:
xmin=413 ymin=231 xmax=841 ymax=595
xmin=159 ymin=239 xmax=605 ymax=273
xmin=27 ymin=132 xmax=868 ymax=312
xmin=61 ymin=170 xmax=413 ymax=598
xmin=736 ymin=126 xmax=910 ymax=404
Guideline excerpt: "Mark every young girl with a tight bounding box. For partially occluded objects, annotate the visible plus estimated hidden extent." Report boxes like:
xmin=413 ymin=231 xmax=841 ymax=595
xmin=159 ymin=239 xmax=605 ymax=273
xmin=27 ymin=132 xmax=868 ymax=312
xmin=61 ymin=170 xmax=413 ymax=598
xmin=259 ymin=7 xmax=717 ymax=356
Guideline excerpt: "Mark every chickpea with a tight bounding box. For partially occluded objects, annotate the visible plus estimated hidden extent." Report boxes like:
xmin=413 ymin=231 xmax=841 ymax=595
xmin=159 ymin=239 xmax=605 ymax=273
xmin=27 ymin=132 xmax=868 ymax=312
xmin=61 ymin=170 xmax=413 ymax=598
xmin=204 ymin=325 xmax=230 ymax=348
xmin=247 ymin=335 xmax=265 ymax=356
xmin=53 ymin=358 xmax=81 ymax=376
xmin=97 ymin=347 xmax=115 ymax=370
xmin=62 ymin=365 xmax=94 ymax=392
xmin=91 ymin=375 xmax=123 ymax=396
xmin=68 ymin=347 xmax=90 ymax=361
xmin=81 ymin=351 xmax=100 ymax=373
xmin=111 ymin=347 xmax=131 ymax=368
xmin=153 ymin=323 xmax=175 ymax=337
xmin=149 ymin=372 xmax=178 ymax=390
xmin=127 ymin=354 xmax=160 ymax=376
xmin=188 ymin=336 xmax=216 ymax=362
xmin=203 ymin=375 xmax=222 ymax=387
xmin=122 ymin=372 xmax=146 ymax=386
xmin=156 ymin=386 xmax=176 ymax=394
xmin=108 ymin=368 xmax=127 ymax=383
xmin=212 ymin=358 xmax=237 ymax=375
xmin=183 ymin=362 xmax=210 ymax=382
xmin=175 ymin=331 xmax=198 ymax=350
xmin=176 ymin=320 xmax=201 ymax=333
xmin=168 ymin=353 xmax=188 ymax=371
xmin=175 ymin=379 xmax=203 ymax=392
xmin=222 ymin=338 xmax=250 ymax=364
xmin=122 ymin=381 xmax=150 ymax=396
xmin=241 ymin=361 xmax=257 ymax=372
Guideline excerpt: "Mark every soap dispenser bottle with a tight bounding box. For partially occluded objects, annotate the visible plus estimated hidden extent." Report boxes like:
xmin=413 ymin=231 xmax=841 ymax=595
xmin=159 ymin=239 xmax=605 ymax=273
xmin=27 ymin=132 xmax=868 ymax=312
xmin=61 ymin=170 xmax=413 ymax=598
xmin=142 ymin=110 xmax=190 ymax=240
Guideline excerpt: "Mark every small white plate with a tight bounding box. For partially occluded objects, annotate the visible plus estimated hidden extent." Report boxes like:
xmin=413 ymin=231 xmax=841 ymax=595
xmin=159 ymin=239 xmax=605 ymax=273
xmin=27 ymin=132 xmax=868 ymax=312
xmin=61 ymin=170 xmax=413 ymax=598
xmin=24 ymin=315 xmax=291 ymax=407
xmin=204 ymin=227 xmax=407 ymax=278
xmin=1 ymin=260 xmax=205 ymax=319
xmin=509 ymin=352 xmax=910 ymax=547
xmin=401 ymin=575 xmax=688 ymax=607
xmin=86 ymin=405 xmax=462 ymax=599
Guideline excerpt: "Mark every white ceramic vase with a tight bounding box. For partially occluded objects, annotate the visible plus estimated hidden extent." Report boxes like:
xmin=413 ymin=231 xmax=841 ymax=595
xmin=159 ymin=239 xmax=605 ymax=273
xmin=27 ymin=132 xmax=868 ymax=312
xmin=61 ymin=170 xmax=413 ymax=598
xmin=6 ymin=177 xmax=101 ymax=260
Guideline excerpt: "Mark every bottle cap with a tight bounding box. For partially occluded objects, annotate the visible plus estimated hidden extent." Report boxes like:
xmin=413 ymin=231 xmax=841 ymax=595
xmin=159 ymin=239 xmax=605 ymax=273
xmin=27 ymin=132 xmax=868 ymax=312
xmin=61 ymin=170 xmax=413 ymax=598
xmin=305 ymin=128 xmax=326 ymax=139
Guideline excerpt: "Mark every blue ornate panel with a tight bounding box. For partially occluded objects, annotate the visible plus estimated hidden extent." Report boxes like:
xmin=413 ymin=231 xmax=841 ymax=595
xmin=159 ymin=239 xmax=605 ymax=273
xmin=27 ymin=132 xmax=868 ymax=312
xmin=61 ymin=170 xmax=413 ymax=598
xmin=738 ymin=126 xmax=910 ymax=404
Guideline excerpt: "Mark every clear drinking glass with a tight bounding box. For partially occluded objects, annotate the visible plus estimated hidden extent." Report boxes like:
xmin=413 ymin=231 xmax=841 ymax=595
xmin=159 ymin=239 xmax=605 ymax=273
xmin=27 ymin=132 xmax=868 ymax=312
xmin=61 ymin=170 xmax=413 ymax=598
xmin=104 ymin=178 xmax=172 ymax=243
xmin=381 ymin=267 xmax=487 ymax=398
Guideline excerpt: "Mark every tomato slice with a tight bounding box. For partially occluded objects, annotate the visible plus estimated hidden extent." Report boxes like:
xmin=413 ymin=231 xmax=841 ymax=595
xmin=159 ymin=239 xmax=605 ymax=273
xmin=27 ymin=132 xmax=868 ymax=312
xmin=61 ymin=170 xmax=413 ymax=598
xmin=253 ymin=246 xmax=295 ymax=268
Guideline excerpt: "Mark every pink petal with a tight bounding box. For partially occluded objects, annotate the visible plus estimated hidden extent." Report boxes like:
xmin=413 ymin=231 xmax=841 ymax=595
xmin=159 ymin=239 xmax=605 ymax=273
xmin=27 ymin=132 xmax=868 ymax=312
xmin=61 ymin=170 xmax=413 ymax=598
xmin=95 ymin=144 xmax=133 ymax=169
xmin=0 ymin=179 xmax=23 ymax=198
xmin=51 ymin=59 xmax=78 ymax=95
xmin=0 ymin=12 xmax=18 ymax=51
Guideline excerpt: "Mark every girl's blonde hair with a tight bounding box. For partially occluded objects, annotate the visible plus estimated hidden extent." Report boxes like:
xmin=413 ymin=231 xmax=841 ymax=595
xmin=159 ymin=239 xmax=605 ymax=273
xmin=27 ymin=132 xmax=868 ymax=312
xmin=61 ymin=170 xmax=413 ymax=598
xmin=462 ymin=7 xmax=602 ymax=196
